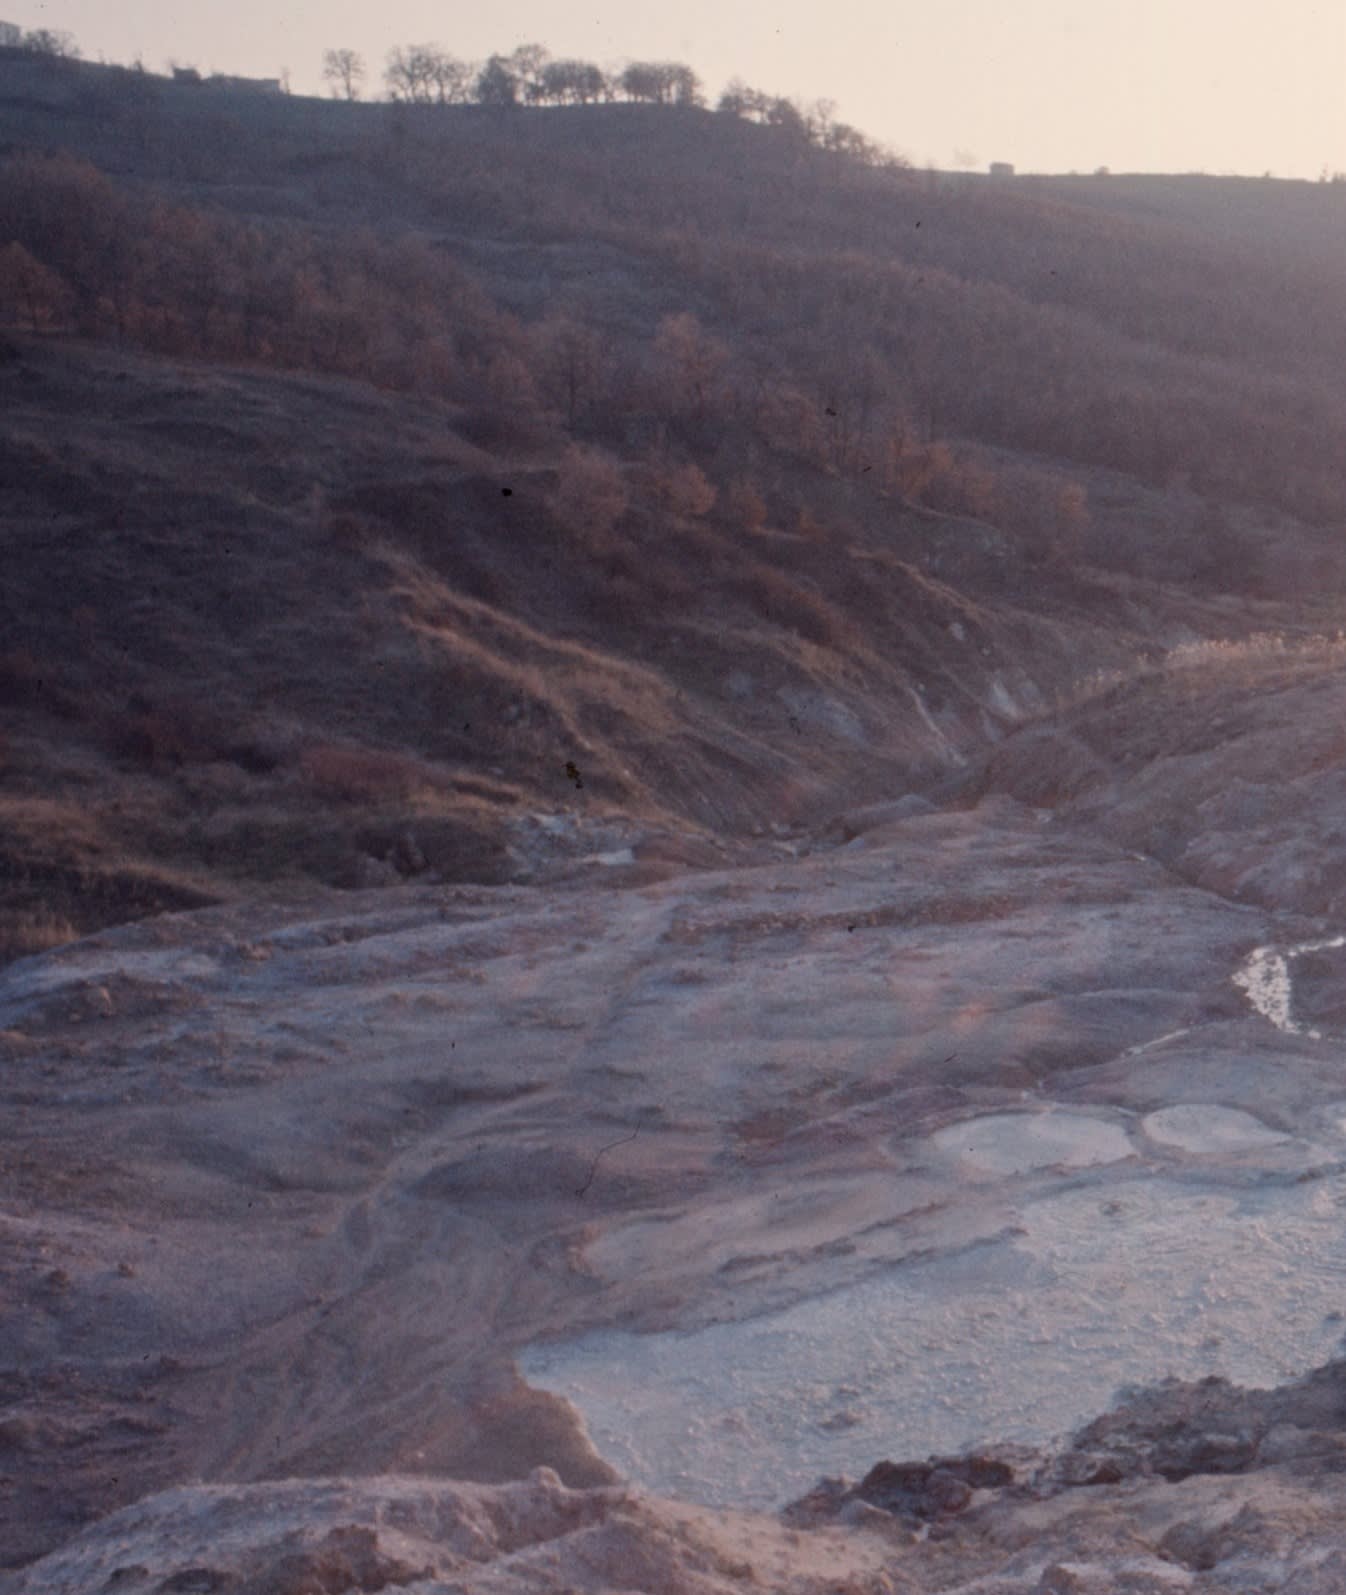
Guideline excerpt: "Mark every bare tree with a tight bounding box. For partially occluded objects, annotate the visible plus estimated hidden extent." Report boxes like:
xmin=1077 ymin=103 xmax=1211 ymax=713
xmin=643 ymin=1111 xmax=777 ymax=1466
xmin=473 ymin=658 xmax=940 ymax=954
xmin=508 ymin=43 xmax=549 ymax=104
xmin=538 ymin=59 xmax=606 ymax=106
xmin=384 ymin=44 xmax=470 ymax=105
xmin=0 ymin=22 xmax=21 ymax=47
xmin=535 ymin=313 xmax=606 ymax=425
xmin=806 ymin=98 xmax=836 ymax=142
xmin=385 ymin=45 xmax=425 ymax=103
xmin=551 ymin=445 xmax=628 ymax=546
xmin=322 ymin=48 xmax=365 ymax=101
xmin=428 ymin=52 xmax=473 ymax=105
xmin=717 ymin=78 xmax=753 ymax=116
xmin=620 ymin=61 xmax=656 ymax=100
xmin=619 ymin=61 xmax=702 ymax=106
xmin=385 ymin=44 xmax=443 ymax=104
xmin=645 ymin=458 xmax=716 ymax=517
xmin=0 ymin=242 xmax=73 ymax=328
xmin=475 ymin=54 xmax=518 ymax=107
xmin=653 ymin=311 xmax=727 ymax=420
xmin=821 ymin=121 xmax=881 ymax=164
xmin=666 ymin=64 xmax=703 ymax=106
xmin=761 ymin=96 xmax=809 ymax=143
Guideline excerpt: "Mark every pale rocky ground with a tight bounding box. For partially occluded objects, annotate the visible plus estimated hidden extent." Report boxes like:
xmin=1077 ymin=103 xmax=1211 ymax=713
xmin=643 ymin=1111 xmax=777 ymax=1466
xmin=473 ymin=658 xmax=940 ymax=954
xmin=10 ymin=669 xmax=1346 ymax=1592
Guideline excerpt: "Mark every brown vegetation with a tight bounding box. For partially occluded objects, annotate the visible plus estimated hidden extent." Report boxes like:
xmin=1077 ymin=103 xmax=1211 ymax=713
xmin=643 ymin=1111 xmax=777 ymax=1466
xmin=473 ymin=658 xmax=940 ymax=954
xmin=1 ymin=47 xmax=1345 ymax=956
xmin=550 ymin=446 xmax=629 ymax=549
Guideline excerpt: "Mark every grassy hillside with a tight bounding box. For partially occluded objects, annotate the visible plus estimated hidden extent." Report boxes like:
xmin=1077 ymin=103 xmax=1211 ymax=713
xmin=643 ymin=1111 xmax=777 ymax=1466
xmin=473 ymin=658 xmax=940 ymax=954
xmin=2 ymin=47 xmax=1345 ymax=960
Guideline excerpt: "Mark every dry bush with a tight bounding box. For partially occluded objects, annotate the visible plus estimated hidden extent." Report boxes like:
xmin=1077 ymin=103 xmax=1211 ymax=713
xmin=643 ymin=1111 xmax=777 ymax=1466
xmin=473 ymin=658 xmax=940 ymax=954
xmin=730 ymin=563 xmax=845 ymax=648
xmin=645 ymin=458 xmax=717 ymax=517
xmin=532 ymin=313 xmax=608 ymax=427
xmin=0 ymin=241 xmax=73 ymax=329
xmin=652 ymin=311 xmax=728 ymax=421
xmin=987 ymin=463 xmax=1091 ymax=560
xmin=917 ymin=446 xmax=997 ymax=518
xmin=110 ymin=698 xmax=236 ymax=769
xmin=0 ymin=152 xmax=535 ymax=401
xmin=883 ymin=438 xmax=948 ymax=501
xmin=326 ymin=511 xmax=378 ymax=552
xmin=795 ymin=506 xmax=829 ymax=542
xmin=0 ymin=908 xmax=78 ymax=965
xmin=585 ymin=555 xmax=697 ymax=626
xmin=299 ymin=742 xmax=444 ymax=803
xmin=482 ymin=349 xmax=541 ymax=412
xmin=550 ymin=444 xmax=629 ymax=547
xmin=753 ymin=379 xmax=825 ymax=459
xmin=724 ymin=477 xmax=768 ymax=531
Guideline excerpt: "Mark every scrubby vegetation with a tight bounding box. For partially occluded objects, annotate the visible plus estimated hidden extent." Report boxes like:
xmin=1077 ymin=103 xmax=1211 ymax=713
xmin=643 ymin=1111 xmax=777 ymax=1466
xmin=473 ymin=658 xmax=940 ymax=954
xmin=1 ymin=40 xmax=1345 ymax=959
xmin=4 ymin=47 xmax=1346 ymax=533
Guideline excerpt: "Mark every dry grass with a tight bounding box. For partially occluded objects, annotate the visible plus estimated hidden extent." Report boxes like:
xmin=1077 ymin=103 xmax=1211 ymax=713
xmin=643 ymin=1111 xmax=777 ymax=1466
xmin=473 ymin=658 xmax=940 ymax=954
xmin=1055 ymin=630 xmax=1346 ymax=717
xmin=1164 ymin=631 xmax=1346 ymax=672
xmin=0 ymin=907 xmax=78 ymax=964
xmin=298 ymin=743 xmax=449 ymax=805
xmin=3 ymin=328 xmax=1335 ymax=964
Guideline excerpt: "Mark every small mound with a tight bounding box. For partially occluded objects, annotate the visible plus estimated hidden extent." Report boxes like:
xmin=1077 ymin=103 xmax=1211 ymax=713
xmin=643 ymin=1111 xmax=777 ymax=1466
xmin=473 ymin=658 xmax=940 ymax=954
xmin=1141 ymin=1103 xmax=1287 ymax=1154
xmin=930 ymin=1110 xmax=1133 ymax=1175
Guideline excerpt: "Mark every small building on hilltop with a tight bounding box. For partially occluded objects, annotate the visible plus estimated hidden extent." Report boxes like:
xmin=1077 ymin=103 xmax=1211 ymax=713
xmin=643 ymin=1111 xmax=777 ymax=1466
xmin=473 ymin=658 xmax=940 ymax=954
xmin=989 ymin=161 xmax=1015 ymax=179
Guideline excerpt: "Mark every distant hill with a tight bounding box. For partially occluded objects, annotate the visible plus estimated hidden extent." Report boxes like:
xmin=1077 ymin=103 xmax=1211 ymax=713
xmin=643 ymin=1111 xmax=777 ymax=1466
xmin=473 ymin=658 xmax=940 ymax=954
xmin=2 ymin=46 xmax=1345 ymax=960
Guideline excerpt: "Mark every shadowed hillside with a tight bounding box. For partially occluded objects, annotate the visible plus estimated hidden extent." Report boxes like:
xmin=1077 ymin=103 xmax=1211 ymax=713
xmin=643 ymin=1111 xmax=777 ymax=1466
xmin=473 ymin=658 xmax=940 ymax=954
xmin=2 ymin=45 xmax=1346 ymax=959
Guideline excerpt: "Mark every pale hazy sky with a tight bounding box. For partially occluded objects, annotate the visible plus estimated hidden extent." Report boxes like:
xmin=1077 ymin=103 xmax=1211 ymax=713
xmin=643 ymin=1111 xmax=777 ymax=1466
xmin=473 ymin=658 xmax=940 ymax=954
xmin=10 ymin=0 xmax=1345 ymax=177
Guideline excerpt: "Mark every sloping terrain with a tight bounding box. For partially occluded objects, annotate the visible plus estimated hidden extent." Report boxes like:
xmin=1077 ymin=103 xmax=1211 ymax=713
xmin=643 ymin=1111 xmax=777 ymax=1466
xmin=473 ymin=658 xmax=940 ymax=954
xmin=8 ymin=792 xmax=1346 ymax=1591
xmin=9 ymin=321 xmax=1323 ymax=964
xmin=3 ymin=48 xmax=1346 ymax=960
xmin=0 ymin=334 xmax=1168 ymax=961
xmin=7 ymin=43 xmax=1346 ymax=1595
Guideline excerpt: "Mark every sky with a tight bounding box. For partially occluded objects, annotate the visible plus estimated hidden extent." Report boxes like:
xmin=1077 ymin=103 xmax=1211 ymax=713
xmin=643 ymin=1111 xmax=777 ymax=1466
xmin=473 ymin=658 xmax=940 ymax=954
xmin=9 ymin=0 xmax=1345 ymax=178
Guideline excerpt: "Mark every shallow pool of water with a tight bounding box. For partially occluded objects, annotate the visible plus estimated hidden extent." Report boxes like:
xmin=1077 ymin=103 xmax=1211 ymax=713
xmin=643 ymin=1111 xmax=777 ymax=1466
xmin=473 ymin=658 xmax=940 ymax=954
xmin=1142 ymin=1103 xmax=1287 ymax=1154
xmin=930 ymin=1110 xmax=1133 ymax=1175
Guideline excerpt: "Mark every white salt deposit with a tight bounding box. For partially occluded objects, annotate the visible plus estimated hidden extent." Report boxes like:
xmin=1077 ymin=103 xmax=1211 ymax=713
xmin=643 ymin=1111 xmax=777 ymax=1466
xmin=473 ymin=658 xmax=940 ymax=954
xmin=929 ymin=1110 xmax=1133 ymax=1175
xmin=1142 ymin=1104 xmax=1288 ymax=1154
xmin=1234 ymin=933 xmax=1346 ymax=1037
xmin=1234 ymin=946 xmax=1295 ymax=1031
xmin=522 ymin=1173 xmax=1346 ymax=1510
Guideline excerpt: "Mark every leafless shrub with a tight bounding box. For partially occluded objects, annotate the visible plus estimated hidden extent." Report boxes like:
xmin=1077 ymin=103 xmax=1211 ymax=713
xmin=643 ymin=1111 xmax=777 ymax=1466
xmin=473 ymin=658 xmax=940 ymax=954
xmin=550 ymin=444 xmax=629 ymax=548
xmin=724 ymin=477 xmax=768 ymax=531
xmin=730 ymin=564 xmax=845 ymax=648
xmin=644 ymin=458 xmax=717 ymax=517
